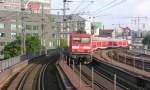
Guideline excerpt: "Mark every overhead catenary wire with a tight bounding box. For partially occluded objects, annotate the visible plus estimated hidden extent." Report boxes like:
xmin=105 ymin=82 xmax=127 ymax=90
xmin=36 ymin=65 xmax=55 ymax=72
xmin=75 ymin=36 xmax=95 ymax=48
xmin=75 ymin=0 xmax=94 ymax=15
xmin=70 ymin=0 xmax=85 ymax=14
xmin=94 ymin=0 xmax=119 ymax=15
xmin=94 ymin=0 xmax=127 ymax=17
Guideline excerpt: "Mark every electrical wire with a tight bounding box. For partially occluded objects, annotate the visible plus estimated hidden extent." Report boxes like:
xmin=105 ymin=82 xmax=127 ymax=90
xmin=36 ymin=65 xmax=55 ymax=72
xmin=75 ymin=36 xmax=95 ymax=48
xmin=94 ymin=0 xmax=118 ymax=15
xmin=76 ymin=0 xmax=94 ymax=14
xmin=70 ymin=0 xmax=85 ymax=14
xmin=94 ymin=0 xmax=127 ymax=17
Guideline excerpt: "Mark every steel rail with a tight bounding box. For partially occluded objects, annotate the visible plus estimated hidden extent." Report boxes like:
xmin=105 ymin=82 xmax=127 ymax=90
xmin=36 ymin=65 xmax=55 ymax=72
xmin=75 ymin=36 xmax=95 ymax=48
xmin=16 ymin=64 xmax=38 ymax=90
xmin=39 ymin=64 xmax=49 ymax=90
xmin=75 ymin=65 xmax=107 ymax=90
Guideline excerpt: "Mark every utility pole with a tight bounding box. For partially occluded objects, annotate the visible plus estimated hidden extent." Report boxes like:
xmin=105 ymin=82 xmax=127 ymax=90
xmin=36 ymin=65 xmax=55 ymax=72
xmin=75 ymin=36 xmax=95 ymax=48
xmin=41 ymin=3 xmax=46 ymax=54
xmin=21 ymin=0 xmax=26 ymax=55
xmin=63 ymin=0 xmax=67 ymax=34
xmin=129 ymin=17 xmax=147 ymax=37
xmin=62 ymin=0 xmax=72 ymax=36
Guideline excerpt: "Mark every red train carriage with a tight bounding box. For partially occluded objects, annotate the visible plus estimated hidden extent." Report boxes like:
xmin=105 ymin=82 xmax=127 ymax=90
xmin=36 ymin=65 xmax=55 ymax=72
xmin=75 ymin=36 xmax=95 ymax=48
xmin=92 ymin=37 xmax=109 ymax=49
xmin=69 ymin=33 xmax=93 ymax=64
xmin=68 ymin=33 xmax=129 ymax=64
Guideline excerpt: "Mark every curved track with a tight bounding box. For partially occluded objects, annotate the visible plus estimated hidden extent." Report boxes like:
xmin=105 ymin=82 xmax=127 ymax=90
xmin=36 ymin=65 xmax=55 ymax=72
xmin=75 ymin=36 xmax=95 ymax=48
xmin=93 ymin=48 xmax=150 ymax=90
xmin=5 ymin=50 xmax=65 ymax=90
xmin=106 ymin=49 xmax=150 ymax=72
xmin=74 ymin=64 xmax=125 ymax=90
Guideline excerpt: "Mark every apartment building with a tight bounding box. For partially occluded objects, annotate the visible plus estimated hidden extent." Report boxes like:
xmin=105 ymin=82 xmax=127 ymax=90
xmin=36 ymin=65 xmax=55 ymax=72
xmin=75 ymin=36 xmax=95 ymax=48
xmin=0 ymin=0 xmax=52 ymax=59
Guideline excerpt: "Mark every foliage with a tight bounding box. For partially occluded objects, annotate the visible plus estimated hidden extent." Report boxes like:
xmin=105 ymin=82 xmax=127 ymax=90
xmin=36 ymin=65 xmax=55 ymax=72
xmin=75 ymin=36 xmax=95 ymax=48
xmin=58 ymin=38 xmax=68 ymax=49
xmin=26 ymin=35 xmax=42 ymax=54
xmin=142 ymin=34 xmax=150 ymax=49
xmin=4 ymin=37 xmax=21 ymax=59
xmin=3 ymin=35 xmax=42 ymax=59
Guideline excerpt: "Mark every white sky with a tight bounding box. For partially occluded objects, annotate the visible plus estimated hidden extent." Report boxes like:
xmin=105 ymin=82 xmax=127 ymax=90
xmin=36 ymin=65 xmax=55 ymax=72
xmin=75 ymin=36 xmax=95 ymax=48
xmin=51 ymin=0 xmax=150 ymax=30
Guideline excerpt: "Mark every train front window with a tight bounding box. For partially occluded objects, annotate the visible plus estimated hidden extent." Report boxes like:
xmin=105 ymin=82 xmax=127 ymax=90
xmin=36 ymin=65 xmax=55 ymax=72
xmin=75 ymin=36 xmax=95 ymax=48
xmin=81 ymin=38 xmax=90 ymax=43
xmin=73 ymin=37 xmax=81 ymax=42
xmin=73 ymin=37 xmax=90 ymax=43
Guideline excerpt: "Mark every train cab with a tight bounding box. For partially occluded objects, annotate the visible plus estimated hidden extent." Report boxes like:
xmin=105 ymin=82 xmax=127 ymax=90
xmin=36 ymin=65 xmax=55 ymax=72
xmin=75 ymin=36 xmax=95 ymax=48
xmin=69 ymin=33 xmax=93 ymax=64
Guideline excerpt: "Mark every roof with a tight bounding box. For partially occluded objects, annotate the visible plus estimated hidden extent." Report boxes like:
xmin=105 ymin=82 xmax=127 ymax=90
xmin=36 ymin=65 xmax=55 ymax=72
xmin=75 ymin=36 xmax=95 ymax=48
xmin=100 ymin=29 xmax=114 ymax=32
xmin=71 ymin=33 xmax=92 ymax=37
xmin=51 ymin=14 xmax=86 ymax=22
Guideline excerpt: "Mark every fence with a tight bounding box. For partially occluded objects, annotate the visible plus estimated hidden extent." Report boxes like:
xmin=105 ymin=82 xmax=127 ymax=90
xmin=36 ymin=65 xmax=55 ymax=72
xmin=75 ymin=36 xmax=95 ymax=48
xmin=130 ymin=48 xmax=150 ymax=55
xmin=0 ymin=50 xmax=49 ymax=72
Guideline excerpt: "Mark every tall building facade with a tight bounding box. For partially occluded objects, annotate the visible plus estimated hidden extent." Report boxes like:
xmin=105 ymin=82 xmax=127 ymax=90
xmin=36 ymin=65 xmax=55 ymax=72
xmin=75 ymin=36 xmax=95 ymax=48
xmin=0 ymin=0 xmax=50 ymax=14
xmin=51 ymin=14 xmax=86 ymax=46
xmin=0 ymin=0 xmax=52 ymax=59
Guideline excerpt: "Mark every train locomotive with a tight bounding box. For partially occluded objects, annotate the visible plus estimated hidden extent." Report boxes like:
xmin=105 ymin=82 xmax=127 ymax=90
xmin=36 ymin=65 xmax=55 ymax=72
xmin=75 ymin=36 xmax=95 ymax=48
xmin=67 ymin=33 xmax=128 ymax=64
xmin=69 ymin=34 xmax=93 ymax=64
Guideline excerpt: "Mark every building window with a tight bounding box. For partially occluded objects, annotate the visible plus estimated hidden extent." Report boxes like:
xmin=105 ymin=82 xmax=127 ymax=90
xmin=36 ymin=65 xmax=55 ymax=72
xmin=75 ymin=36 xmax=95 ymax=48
xmin=0 ymin=23 xmax=5 ymax=29
xmin=33 ymin=26 xmax=39 ymax=30
xmin=11 ymin=24 xmax=16 ymax=30
xmin=32 ymin=33 xmax=38 ymax=36
xmin=26 ymin=25 xmax=32 ymax=30
xmin=11 ymin=33 xmax=17 ymax=39
xmin=18 ymin=25 xmax=22 ymax=29
xmin=0 ymin=33 xmax=5 ymax=38
xmin=52 ymin=34 xmax=55 ymax=38
xmin=49 ymin=41 xmax=53 ymax=47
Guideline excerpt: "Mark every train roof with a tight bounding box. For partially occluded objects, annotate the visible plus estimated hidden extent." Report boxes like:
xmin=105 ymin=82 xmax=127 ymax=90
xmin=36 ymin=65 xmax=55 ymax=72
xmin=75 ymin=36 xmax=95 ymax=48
xmin=70 ymin=33 xmax=92 ymax=37
xmin=93 ymin=37 xmax=128 ymax=41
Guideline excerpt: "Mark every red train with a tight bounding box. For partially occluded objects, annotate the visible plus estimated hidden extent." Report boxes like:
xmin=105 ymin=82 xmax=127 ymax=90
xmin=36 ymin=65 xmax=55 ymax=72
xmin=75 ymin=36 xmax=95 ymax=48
xmin=68 ymin=33 xmax=128 ymax=64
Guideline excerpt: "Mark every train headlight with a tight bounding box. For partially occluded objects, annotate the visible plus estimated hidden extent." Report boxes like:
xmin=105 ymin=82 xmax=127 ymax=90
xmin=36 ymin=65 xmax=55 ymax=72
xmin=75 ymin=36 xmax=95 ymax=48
xmin=72 ymin=46 xmax=79 ymax=49
xmin=83 ymin=46 xmax=91 ymax=49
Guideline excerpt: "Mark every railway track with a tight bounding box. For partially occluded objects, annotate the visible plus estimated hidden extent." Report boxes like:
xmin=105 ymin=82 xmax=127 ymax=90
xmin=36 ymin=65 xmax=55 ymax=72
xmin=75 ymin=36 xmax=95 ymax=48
xmin=6 ymin=57 xmax=44 ymax=90
xmin=74 ymin=65 xmax=107 ymax=90
xmin=106 ymin=49 xmax=150 ymax=72
xmin=33 ymin=63 xmax=49 ymax=90
xmin=4 ymin=50 xmax=65 ymax=90
xmin=74 ymin=64 xmax=125 ymax=90
xmin=92 ymin=56 xmax=150 ymax=90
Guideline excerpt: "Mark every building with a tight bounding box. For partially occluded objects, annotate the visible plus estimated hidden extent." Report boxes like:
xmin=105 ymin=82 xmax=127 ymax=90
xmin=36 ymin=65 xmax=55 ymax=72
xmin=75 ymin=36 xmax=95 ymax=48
xmin=113 ymin=27 xmax=131 ymax=39
xmin=99 ymin=29 xmax=114 ymax=37
xmin=91 ymin=22 xmax=103 ymax=35
xmin=132 ymin=30 xmax=150 ymax=49
xmin=0 ymin=0 xmax=51 ymax=59
xmin=0 ymin=0 xmax=50 ymax=14
xmin=51 ymin=14 xmax=86 ymax=46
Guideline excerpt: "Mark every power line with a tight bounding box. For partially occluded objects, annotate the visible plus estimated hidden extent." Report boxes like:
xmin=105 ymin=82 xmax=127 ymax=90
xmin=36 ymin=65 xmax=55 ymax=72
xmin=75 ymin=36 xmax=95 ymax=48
xmin=76 ymin=0 xmax=94 ymax=14
xmin=70 ymin=0 xmax=94 ymax=15
xmin=94 ymin=0 xmax=126 ymax=17
xmin=94 ymin=0 xmax=118 ymax=15
xmin=71 ymin=0 xmax=85 ymax=14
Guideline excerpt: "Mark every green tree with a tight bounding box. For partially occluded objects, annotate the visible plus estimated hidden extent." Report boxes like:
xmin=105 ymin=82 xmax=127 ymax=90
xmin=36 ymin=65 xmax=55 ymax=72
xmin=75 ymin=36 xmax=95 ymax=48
xmin=142 ymin=34 xmax=150 ymax=49
xmin=58 ymin=38 xmax=68 ymax=48
xmin=3 ymin=35 xmax=42 ymax=59
xmin=26 ymin=35 xmax=42 ymax=54
xmin=4 ymin=37 xmax=21 ymax=59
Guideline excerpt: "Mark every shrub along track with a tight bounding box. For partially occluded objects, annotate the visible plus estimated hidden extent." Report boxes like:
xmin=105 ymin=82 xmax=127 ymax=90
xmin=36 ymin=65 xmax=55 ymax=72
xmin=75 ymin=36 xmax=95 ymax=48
xmin=3 ymin=52 xmax=65 ymax=90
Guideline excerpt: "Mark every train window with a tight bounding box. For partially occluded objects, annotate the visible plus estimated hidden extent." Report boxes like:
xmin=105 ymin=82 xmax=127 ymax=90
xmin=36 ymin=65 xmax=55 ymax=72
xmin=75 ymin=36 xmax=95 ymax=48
xmin=73 ymin=37 xmax=90 ymax=43
xmin=81 ymin=38 xmax=90 ymax=43
xmin=73 ymin=37 xmax=81 ymax=42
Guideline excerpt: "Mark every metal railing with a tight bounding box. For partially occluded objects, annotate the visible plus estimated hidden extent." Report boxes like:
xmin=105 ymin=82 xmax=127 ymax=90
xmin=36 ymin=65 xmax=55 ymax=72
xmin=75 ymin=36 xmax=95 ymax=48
xmin=0 ymin=50 xmax=50 ymax=73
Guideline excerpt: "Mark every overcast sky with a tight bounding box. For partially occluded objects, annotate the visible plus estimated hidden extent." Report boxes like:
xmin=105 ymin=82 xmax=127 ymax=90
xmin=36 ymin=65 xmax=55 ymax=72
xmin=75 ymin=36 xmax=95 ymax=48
xmin=51 ymin=0 xmax=150 ymax=29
